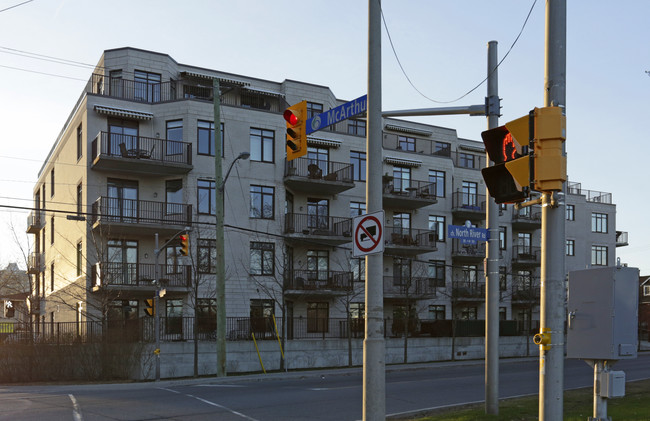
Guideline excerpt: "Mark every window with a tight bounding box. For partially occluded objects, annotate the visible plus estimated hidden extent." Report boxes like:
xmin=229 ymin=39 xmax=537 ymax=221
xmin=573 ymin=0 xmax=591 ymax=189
xmin=198 ymin=121 xmax=224 ymax=156
xmin=517 ymin=232 xmax=532 ymax=254
xmin=196 ymin=298 xmax=216 ymax=335
xmin=592 ymin=213 xmax=608 ymax=233
xmin=76 ymin=123 xmax=83 ymax=160
xmin=109 ymin=69 xmax=123 ymax=97
xmin=50 ymin=262 xmax=55 ymax=292
xmin=76 ymin=241 xmax=82 ymax=276
xmin=393 ymin=167 xmax=411 ymax=192
xmin=459 ymin=153 xmax=475 ymax=169
xmin=350 ymin=302 xmax=365 ymax=319
xmin=250 ymin=242 xmax=274 ymax=276
xmin=307 ymin=198 xmax=329 ymax=230
xmin=591 ymin=245 xmax=608 ymax=266
xmin=307 ymin=302 xmax=329 ymax=333
xmin=434 ymin=141 xmax=451 ymax=156
xmin=459 ymin=306 xmax=478 ymax=320
xmin=307 ymin=249 xmax=329 ymax=280
xmin=347 ymin=119 xmax=366 ymax=136
xmin=644 ymin=285 xmax=650 ymax=296
xmin=50 ymin=216 xmax=54 ymax=244
xmin=566 ymin=204 xmax=575 ymax=221
xmin=76 ymin=183 xmax=83 ymax=216
xmin=428 ymin=305 xmax=445 ymax=320
xmin=307 ymin=102 xmax=323 ymax=119
xmin=461 ymin=181 xmax=478 ymax=207
xmin=397 ymin=135 xmax=415 ymax=151
xmin=499 ymin=307 xmax=507 ymax=321
xmin=350 ymin=201 xmax=366 ymax=217
xmin=166 ymin=120 xmax=183 ymax=155
xmin=393 ymin=212 xmax=411 ymax=235
xmin=428 ymin=170 xmax=445 ymax=197
xmin=166 ymin=179 xmax=183 ymax=215
xmin=197 ymin=179 xmax=216 ymax=215
xmin=250 ymin=128 xmax=274 ymax=163
xmin=566 ymin=239 xmax=575 ymax=256
xmin=428 ymin=260 xmax=445 ymax=287
xmin=250 ymin=185 xmax=274 ymax=219
xmin=165 ymin=243 xmax=183 ymax=274
xmin=350 ymin=151 xmax=366 ymax=181
xmin=134 ymin=70 xmax=161 ymax=102
xmin=499 ymin=267 xmax=507 ymax=292
xmin=462 ymin=265 xmax=478 ymax=283
xmin=50 ymin=168 xmax=55 ymax=197
xmin=108 ymin=118 xmax=138 ymax=156
xmin=198 ymin=239 xmax=216 ymax=274
xmin=499 ymin=227 xmax=507 ymax=250
xmin=428 ymin=215 xmax=445 ymax=242
xmin=350 ymin=257 xmax=365 ymax=282
xmin=165 ymin=299 xmax=182 ymax=334
xmin=308 ymin=146 xmax=329 ymax=175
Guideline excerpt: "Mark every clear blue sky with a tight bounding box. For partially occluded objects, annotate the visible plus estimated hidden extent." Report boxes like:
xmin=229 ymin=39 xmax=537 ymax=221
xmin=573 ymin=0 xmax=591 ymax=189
xmin=1 ymin=0 xmax=648 ymax=272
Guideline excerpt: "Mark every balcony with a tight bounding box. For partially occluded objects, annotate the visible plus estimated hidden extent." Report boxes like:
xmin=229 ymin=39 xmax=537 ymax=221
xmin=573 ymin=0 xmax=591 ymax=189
xmin=27 ymin=252 xmax=44 ymax=274
xmin=284 ymin=270 xmax=353 ymax=296
xmin=511 ymin=207 xmax=542 ymax=230
xmin=512 ymin=246 xmax=541 ymax=267
xmin=284 ymin=158 xmax=354 ymax=195
xmin=26 ymin=209 xmax=45 ymax=234
xmin=452 ymin=281 xmax=485 ymax=302
xmin=91 ymin=132 xmax=192 ymax=175
xmin=451 ymin=239 xmax=486 ymax=261
xmin=384 ymin=226 xmax=437 ymax=257
xmin=91 ymin=197 xmax=192 ymax=236
xmin=284 ymin=213 xmax=352 ymax=246
xmin=382 ymin=178 xmax=437 ymax=210
xmin=92 ymin=262 xmax=191 ymax=292
xmin=616 ymin=231 xmax=629 ymax=247
xmin=511 ymin=282 xmax=540 ymax=304
xmin=451 ymin=191 xmax=486 ymax=220
xmin=383 ymin=276 xmax=437 ymax=300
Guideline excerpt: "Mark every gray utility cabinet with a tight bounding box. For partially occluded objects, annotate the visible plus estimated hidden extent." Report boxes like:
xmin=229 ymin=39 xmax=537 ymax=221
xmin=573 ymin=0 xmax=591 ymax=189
xmin=567 ymin=266 xmax=639 ymax=360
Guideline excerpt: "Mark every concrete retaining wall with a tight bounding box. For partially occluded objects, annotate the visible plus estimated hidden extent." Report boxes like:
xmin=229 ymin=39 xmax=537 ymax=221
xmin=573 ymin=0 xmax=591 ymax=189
xmin=145 ymin=336 xmax=539 ymax=380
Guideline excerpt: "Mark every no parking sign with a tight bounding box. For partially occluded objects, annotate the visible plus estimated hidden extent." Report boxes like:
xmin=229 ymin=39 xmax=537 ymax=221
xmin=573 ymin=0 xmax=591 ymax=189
xmin=352 ymin=211 xmax=385 ymax=257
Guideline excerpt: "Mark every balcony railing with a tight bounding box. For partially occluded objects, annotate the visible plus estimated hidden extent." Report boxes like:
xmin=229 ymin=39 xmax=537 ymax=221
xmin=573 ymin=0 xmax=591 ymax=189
xmin=512 ymin=207 xmax=542 ymax=225
xmin=91 ymin=197 xmax=192 ymax=228
xmin=452 ymin=281 xmax=485 ymax=300
xmin=382 ymin=178 xmax=437 ymax=200
xmin=451 ymin=238 xmax=486 ymax=259
xmin=512 ymin=246 xmax=541 ymax=265
xmin=567 ymin=181 xmax=613 ymax=204
xmin=27 ymin=252 xmax=44 ymax=274
xmin=383 ymin=276 xmax=438 ymax=296
xmin=451 ymin=191 xmax=486 ymax=214
xmin=385 ymin=226 xmax=437 ymax=248
xmin=284 ymin=270 xmax=353 ymax=292
xmin=94 ymin=262 xmax=191 ymax=288
xmin=284 ymin=213 xmax=352 ymax=237
xmin=26 ymin=209 xmax=45 ymax=233
xmin=285 ymin=158 xmax=354 ymax=182
xmin=92 ymin=131 xmax=192 ymax=166
xmin=511 ymin=282 xmax=540 ymax=302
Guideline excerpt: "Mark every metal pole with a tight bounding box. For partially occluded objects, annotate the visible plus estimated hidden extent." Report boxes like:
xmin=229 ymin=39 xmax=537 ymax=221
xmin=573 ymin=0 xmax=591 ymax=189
xmin=539 ymin=1 xmax=566 ymax=419
xmin=485 ymin=40 xmax=500 ymax=415
xmin=154 ymin=233 xmax=160 ymax=381
xmin=363 ymin=0 xmax=385 ymax=420
xmin=214 ymin=78 xmax=227 ymax=377
xmin=592 ymin=360 xmax=608 ymax=421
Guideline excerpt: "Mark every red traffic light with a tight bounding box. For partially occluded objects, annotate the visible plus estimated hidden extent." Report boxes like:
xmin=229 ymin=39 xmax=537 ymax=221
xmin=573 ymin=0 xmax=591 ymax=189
xmin=283 ymin=109 xmax=299 ymax=125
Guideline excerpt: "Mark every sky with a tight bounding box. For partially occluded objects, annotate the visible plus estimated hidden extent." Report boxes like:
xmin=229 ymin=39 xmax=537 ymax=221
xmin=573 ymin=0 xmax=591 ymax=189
xmin=0 ymin=0 xmax=648 ymax=273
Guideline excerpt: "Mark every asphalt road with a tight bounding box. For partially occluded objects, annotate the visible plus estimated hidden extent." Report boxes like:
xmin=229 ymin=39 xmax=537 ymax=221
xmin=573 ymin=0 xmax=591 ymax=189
xmin=1 ymin=353 xmax=649 ymax=421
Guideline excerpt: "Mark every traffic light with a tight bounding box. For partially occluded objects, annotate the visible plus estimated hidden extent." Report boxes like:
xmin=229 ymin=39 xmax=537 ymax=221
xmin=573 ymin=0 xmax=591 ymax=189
xmin=481 ymin=115 xmax=531 ymax=204
xmin=179 ymin=233 xmax=189 ymax=256
xmin=532 ymin=106 xmax=566 ymax=192
xmin=284 ymin=100 xmax=307 ymax=161
xmin=4 ymin=300 xmax=14 ymax=318
xmin=145 ymin=299 xmax=154 ymax=317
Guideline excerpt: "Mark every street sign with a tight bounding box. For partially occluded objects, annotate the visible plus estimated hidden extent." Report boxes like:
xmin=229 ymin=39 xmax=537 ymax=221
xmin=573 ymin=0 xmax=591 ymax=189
xmin=447 ymin=221 xmax=489 ymax=243
xmin=353 ymin=210 xmax=384 ymax=257
xmin=307 ymin=94 xmax=367 ymax=134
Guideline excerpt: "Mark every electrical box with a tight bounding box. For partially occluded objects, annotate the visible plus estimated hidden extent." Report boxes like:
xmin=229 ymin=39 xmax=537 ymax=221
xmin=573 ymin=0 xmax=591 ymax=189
xmin=567 ymin=266 xmax=639 ymax=360
xmin=600 ymin=370 xmax=626 ymax=398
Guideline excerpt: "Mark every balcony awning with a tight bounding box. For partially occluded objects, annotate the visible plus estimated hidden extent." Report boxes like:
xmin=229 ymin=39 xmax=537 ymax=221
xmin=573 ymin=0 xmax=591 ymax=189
xmin=384 ymin=156 xmax=422 ymax=167
xmin=384 ymin=123 xmax=432 ymax=137
xmin=94 ymin=105 xmax=153 ymax=120
xmin=179 ymin=71 xmax=250 ymax=86
xmin=307 ymin=136 xmax=342 ymax=148
xmin=243 ymin=86 xmax=285 ymax=97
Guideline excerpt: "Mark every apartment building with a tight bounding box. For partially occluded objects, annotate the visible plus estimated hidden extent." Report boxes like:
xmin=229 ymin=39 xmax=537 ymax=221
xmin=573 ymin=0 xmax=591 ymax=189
xmin=26 ymin=47 xmax=625 ymax=341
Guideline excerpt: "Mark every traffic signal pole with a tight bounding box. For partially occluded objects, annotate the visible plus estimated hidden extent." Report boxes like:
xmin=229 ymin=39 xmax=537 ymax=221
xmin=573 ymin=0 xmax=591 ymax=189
xmin=539 ymin=1 xmax=566 ymax=420
xmin=485 ymin=40 xmax=500 ymax=416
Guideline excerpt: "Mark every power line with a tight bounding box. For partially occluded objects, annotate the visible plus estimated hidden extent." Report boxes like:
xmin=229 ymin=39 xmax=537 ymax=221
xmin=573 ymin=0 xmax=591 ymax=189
xmin=381 ymin=0 xmax=538 ymax=104
xmin=0 ymin=0 xmax=33 ymax=14
xmin=0 ymin=64 xmax=87 ymax=81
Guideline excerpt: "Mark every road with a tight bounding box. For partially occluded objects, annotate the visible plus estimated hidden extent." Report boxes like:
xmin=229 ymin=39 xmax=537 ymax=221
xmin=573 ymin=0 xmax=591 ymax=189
xmin=1 ymin=354 xmax=649 ymax=420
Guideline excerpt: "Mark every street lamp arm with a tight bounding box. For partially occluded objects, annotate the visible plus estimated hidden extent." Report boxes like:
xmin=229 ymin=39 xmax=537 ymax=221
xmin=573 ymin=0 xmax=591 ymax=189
xmin=219 ymin=152 xmax=250 ymax=191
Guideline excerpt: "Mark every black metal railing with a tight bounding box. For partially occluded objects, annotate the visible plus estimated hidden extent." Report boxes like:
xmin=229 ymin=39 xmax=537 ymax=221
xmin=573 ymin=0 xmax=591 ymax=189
xmin=451 ymin=191 xmax=486 ymax=213
xmin=284 ymin=270 xmax=353 ymax=292
xmin=91 ymin=197 xmax=192 ymax=227
xmin=92 ymin=132 xmax=192 ymax=166
xmin=384 ymin=226 xmax=437 ymax=248
xmin=512 ymin=246 xmax=541 ymax=264
xmin=94 ymin=262 xmax=191 ymax=288
xmin=451 ymin=239 xmax=486 ymax=259
xmin=382 ymin=178 xmax=436 ymax=200
xmin=452 ymin=281 xmax=486 ymax=300
xmin=512 ymin=207 xmax=542 ymax=224
xmin=285 ymin=157 xmax=354 ymax=182
xmin=284 ymin=213 xmax=352 ymax=237
xmin=382 ymin=276 xmax=438 ymax=296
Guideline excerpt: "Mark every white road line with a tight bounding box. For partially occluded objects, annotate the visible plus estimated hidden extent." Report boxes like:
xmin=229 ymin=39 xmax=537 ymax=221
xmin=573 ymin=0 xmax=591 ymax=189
xmin=68 ymin=394 xmax=83 ymax=421
xmin=158 ymin=387 xmax=259 ymax=421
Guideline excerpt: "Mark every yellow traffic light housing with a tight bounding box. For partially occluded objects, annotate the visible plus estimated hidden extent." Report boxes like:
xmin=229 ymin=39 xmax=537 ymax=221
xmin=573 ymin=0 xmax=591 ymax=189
xmin=145 ymin=299 xmax=155 ymax=317
xmin=533 ymin=107 xmax=566 ymax=192
xmin=179 ymin=234 xmax=189 ymax=256
xmin=284 ymin=100 xmax=307 ymax=161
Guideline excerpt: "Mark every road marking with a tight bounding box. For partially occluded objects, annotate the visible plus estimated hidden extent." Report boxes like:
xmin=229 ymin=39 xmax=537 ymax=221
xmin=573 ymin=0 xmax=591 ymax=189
xmin=158 ymin=388 xmax=259 ymax=421
xmin=68 ymin=394 xmax=83 ymax=421
xmin=193 ymin=384 xmax=245 ymax=388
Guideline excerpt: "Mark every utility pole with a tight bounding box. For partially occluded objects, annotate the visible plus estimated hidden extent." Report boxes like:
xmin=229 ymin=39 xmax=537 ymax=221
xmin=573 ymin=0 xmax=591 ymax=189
xmin=363 ymin=0 xmax=385 ymax=420
xmin=154 ymin=233 xmax=161 ymax=381
xmin=214 ymin=78 xmax=227 ymax=377
xmin=539 ymin=1 xmax=566 ymax=419
xmin=485 ymin=40 xmax=500 ymax=415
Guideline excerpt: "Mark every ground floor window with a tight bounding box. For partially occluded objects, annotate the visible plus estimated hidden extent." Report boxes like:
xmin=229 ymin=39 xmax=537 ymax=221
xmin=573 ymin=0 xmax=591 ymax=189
xmin=307 ymin=302 xmax=329 ymax=333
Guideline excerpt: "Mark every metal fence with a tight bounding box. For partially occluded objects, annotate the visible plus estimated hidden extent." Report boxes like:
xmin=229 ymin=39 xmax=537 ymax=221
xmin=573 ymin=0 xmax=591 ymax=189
xmin=1 ymin=317 xmax=539 ymax=344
